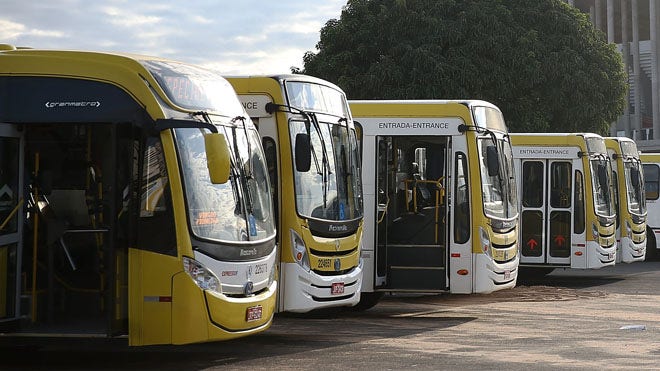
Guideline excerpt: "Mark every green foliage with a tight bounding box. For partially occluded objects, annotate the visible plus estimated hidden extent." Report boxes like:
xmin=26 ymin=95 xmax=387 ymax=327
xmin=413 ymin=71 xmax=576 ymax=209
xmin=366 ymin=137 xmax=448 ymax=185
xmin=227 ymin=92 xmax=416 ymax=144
xmin=301 ymin=0 xmax=627 ymax=134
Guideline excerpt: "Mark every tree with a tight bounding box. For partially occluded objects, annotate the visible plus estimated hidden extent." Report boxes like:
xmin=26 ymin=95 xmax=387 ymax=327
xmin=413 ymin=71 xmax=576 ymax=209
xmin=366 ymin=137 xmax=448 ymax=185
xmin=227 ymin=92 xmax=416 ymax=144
xmin=301 ymin=0 xmax=627 ymax=134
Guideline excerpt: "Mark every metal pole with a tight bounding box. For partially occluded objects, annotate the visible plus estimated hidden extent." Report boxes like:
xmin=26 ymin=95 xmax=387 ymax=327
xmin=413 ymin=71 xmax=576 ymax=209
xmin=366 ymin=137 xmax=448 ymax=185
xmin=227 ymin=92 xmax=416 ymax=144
xmin=652 ymin=0 xmax=660 ymax=140
xmin=632 ymin=0 xmax=642 ymax=135
xmin=622 ymin=0 xmax=631 ymax=137
xmin=31 ymin=152 xmax=39 ymax=323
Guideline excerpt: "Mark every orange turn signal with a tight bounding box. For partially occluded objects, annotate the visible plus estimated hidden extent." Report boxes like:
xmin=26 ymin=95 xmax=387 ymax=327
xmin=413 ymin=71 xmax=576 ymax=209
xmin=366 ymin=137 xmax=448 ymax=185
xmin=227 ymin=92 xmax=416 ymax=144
xmin=457 ymin=269 xmax=469 ymax=276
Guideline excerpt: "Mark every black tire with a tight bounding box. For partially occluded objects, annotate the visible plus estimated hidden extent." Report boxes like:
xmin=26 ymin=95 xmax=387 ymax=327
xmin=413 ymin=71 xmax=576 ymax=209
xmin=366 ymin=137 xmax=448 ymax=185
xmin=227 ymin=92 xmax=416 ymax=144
xmin=518 ymin=267 xmax=555 ymax=281
xmin=646 ymin=227 xmax=657 ymax=261
xmin=351 ymin=292 xmax=384 ymax=311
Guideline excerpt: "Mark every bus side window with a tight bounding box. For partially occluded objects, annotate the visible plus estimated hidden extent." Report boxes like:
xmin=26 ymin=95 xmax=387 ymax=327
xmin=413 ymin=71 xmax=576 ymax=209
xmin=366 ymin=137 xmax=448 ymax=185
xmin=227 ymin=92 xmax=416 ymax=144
xmin=611 ymin=169 xmax=619 ymax=228
xmin=574 ymin=170 xmax=585 ymax=234
xmin=262 ymin=137 xmax=278 ymax=223
xmin=550 ymin=162 xmax=571 ymax=208
xmin=522 ymin=161 xmax=543 ymax=207
xmin=137 ymin=137 xmax=177 ymax=256
xmin=643 ymin=164 xmax=660 ymax=200
xmin=454 ymin=152 xmax=470 ymax=244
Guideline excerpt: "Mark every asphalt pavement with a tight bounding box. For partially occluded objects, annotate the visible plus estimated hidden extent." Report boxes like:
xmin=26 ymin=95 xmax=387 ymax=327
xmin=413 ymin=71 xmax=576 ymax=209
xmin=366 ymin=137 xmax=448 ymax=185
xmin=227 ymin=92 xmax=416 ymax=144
xmin=2 ymin=261 xmax=659 ymax=370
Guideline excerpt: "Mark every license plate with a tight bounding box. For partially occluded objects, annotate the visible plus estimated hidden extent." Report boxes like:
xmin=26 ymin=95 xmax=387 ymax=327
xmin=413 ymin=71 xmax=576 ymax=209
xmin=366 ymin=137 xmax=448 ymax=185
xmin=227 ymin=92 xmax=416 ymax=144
xmin=246 ymin=305 xmax=263 ymax=322
xmin=331 ymin=282 xmax=345 ymax=295
xmin=608 ymin=252 xmax=614 ymax=260
xmin=504 ymin=270 xmax=511 ymax=280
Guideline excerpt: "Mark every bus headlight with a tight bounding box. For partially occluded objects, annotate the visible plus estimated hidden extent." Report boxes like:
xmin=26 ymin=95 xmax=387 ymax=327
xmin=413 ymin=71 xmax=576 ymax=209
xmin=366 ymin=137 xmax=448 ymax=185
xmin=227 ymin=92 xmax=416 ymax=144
xmin=183 ymin=256 xmax=221 ymax=293
xmin=290 ymin=229 xmax=310 ymax=272
xmin=479 ymin=227 xmax=491 ymax=257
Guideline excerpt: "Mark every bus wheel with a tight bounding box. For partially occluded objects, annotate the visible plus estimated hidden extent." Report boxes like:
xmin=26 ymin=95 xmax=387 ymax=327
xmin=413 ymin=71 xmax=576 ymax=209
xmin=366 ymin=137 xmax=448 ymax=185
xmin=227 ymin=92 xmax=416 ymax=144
xmin=518 ymin=267 xmax=555 ymax=281
xmin=646 ymin=228 xmax=656 ymax=261
xmin=351 ymin=292 xmax=384 ymax=311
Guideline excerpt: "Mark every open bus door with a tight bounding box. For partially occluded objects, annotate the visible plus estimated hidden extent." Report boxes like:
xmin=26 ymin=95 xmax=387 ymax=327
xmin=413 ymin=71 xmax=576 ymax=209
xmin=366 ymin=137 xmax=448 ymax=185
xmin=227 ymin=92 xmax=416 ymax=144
xmin=374 ymin=136 xmax=449 ymax=291
xmin=0 ymin=123 xmax=23 ymax=331
xmin=0 ymin=123 xmax=128 ymax=339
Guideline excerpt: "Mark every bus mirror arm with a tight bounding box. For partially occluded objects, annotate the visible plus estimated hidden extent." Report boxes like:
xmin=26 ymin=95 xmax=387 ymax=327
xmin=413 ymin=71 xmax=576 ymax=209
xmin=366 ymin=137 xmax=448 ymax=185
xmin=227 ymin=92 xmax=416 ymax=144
xmin=153 ymin=118 xmax=218 ymax=135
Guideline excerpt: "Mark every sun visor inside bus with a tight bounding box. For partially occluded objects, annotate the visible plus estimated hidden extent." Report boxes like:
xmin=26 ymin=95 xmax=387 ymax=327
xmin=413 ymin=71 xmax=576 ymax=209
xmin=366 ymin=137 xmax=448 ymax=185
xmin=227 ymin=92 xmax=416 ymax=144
xmin=0 ymin=77 xmax=145 ymax=123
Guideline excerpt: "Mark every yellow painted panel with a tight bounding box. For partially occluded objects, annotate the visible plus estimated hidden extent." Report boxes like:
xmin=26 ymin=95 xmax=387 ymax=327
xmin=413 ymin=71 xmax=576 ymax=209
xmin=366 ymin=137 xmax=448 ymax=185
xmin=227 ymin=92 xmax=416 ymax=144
xmin=205 ymin=282 xmax=276 ymax=335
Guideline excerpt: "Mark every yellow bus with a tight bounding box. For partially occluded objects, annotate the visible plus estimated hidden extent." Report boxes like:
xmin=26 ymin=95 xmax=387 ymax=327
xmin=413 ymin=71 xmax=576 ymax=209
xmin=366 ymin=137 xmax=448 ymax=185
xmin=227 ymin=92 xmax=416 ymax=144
xmin=640 ymin=152 xmax=660 ymax=260
xmin=350 ymin=100 xmax=519 ymax=308
xmin=227 ymin=75 xmax=363 ymax=313
xmin=604 ymin=137 xmax=646 ymax=263
xmin=0 ymin=46 xmax=277 ymax=345
xmin=510 ymin=133 xmax=617 ymax=275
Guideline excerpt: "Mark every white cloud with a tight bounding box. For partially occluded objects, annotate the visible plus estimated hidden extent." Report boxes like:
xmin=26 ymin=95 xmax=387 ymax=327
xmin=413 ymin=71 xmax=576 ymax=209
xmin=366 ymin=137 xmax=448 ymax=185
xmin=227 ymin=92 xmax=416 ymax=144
xmin=0 ymin=19 xmax=26 ymax=40
xmin=101 ymin=7 xmax=162 ymax=27
xmin=1 ymin=0 xmax=348 ymax=74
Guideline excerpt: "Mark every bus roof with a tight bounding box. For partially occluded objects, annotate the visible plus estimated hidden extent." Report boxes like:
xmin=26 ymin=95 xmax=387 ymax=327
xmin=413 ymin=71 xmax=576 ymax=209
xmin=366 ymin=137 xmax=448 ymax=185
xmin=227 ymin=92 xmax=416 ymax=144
xmin=0 ymin=47 xmax=236 ymax=121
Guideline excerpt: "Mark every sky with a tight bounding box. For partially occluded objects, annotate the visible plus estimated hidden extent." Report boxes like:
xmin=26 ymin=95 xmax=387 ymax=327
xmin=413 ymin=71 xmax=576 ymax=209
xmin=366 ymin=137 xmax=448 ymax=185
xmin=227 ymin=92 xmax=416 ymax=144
xmin=0 ymin=0 xmax=347 ymax=75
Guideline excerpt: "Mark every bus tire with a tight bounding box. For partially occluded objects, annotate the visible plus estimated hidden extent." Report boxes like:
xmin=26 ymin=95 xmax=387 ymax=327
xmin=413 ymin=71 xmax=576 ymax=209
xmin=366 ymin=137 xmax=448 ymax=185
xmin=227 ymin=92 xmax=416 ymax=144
xmin=646 ymin=227 xmax=657 ymax=261
xmin=351 ymin=292 xmax=384 ymax=311
xmin=518 ymin=267 xmax=555 ymax=280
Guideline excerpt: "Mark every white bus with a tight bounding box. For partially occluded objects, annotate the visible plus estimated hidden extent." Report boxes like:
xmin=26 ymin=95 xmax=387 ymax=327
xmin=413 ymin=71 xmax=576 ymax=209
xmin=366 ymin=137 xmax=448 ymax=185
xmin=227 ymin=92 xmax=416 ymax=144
xmin=351 ymin=100 xmax=519 ymax=308
xmin=510 ymin=133 xmax=617 ymax=275
xmin=605 ymin=137 xmax=646 ymax=263
xmin=640 ymin=152 xmax=660 ymax=260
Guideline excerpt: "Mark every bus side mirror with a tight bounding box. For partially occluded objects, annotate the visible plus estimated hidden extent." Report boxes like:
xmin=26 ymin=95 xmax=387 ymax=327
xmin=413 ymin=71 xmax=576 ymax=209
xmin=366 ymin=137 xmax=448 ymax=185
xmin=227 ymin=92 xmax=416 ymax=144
xmin=486 ymin=145 xmax=499 ymax=176
xmin=598 ymin=166 xmax=608 ymax=188
xmin=205 ymin=133 xmax=231 ymax=184
xmin=295 ymin=133 xmax=311 ymax=172
xmin=631 ymin=168 xmax=640 ymax=188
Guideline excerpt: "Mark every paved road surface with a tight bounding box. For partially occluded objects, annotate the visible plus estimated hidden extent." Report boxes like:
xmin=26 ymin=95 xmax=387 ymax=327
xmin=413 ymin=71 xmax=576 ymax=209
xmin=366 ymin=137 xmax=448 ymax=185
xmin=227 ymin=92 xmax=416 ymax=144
xmin=1 ymin=261 xmax=659 ymax=370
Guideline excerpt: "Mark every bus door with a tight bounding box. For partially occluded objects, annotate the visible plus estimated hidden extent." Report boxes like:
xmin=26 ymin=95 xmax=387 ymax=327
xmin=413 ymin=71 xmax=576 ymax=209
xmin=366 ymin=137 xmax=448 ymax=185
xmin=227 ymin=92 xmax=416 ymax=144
xmin=0 ymin=123 xmax=23 ymax=330
xmin=374 ymin=136 xmax=448 ymax=291
xmin=520 ymin=159 xmax=573 ymax=265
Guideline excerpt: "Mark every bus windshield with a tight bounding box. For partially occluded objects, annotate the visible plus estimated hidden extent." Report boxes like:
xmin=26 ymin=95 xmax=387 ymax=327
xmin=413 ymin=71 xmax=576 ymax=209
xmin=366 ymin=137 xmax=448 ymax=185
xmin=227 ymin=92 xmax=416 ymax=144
xmin=624 ymin=159 xmax=646 ymax=215
xmin=477 ymin=136 xmax=517 ymax=220
xmin=286 ymin=81 xmax=350 ymax=117
xmin=142 ymin=59 xmax=245 ymax=116
xmin=175 ymin=123 xmax=275 ymax=243
xmin=591 ymin=156 xmax=615 ymax=218
xmin=289 ymin=118 xmax=363 ymax=221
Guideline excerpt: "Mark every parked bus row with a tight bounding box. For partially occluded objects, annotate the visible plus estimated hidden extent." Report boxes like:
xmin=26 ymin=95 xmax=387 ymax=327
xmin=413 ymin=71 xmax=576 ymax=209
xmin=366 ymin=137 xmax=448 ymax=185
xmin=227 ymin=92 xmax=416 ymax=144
xmin=0 ymin=45 xmax=648 ymax=346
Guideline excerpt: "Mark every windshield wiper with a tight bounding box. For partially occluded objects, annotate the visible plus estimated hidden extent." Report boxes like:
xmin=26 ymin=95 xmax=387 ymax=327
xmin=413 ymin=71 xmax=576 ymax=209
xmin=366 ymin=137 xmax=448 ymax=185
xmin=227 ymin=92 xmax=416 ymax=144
xmin=231 ymin=116 xmax=254 ymax=178
xmin=228 ymin=120 xmax=254 ymax=216
xmin=309 ymin=113 xmax=332 ymax=210
xmin=266 ymin=103 xmax=333 ymax=210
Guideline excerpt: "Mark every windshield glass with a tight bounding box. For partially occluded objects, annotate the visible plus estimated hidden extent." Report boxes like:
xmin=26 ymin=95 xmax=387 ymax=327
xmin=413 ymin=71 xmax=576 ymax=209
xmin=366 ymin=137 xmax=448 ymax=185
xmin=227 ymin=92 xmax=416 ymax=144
xmin=289 ymin=117 xmax=363 ymax=221
xmin=590 ymin=156 xmax=615 ymax=218
xmin=501 ymin=138 xmax=518 ymax=217
xmin=478 ymin=136 xmax=516 ymax=220
xmin=142 ymin=59 xmax=244 ymax=116
xmin=286 ymin=81 xmax=350 ymax=116
xmin=624 ymin=159 xmax=646 ymax=215
xmin=175 ymin=123 xmax=275 ymax=242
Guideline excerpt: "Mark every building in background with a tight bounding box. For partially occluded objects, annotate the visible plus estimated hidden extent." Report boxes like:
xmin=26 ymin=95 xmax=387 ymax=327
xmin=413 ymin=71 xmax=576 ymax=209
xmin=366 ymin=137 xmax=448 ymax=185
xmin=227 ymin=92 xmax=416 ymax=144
xmin=567 ymin=0 xmax=660 ymax=151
